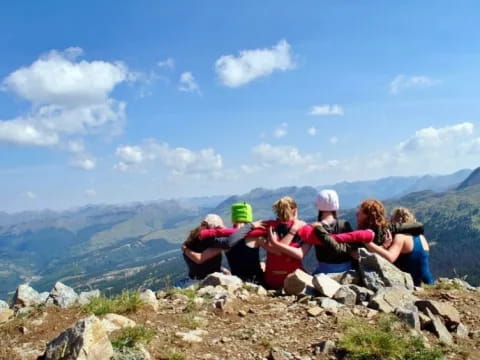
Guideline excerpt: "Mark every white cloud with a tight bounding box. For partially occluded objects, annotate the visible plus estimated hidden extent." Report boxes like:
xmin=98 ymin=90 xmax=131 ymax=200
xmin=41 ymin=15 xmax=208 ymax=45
xmin=309 ymin=104 xmax=344 ymax=116
xmin=251 ymin=143 xmax=315 ymax=166
xmin=215 ymin=40 xmax=295 ymax=88
xmin=274 ymin=122 xmax=288 ymax=138
xmin=85 ymin=189 xmax=96 ymax=197
xmin=69 ymin=156 xmax=96 ymax=171
xmin=157 ymin=58 xmax=175 ymax=69
xmin=330 ymin=136 xmax=338 ymax=144
xmin=397 ymin=122 xmax=474 ymax=152
xmin=178 ymin=72 xmax=200 ymax=93
xmin=390 ymin=75 xmax=439 ymax=95
xmin=0 ymin=47 xmax=130 ymax=166
xmin=26 ymin=191 xmax=37 ymax=199
xmin=114 ymin=140 xmax=223 ymax=177
xmin=307 ymin=127 xmax=317 ymax=136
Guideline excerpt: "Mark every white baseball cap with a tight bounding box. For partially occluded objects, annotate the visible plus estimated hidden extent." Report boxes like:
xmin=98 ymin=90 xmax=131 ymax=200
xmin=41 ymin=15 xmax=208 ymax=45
xmin=315 ymin=189 xmax=340 ymax=211
xmin=203 ymin=214 xmax=224 ymax=228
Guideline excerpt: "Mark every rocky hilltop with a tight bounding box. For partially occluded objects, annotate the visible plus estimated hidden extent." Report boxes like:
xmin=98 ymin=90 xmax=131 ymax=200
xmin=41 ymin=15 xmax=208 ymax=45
xmin=0 ymin=250 xmax=479 ymax=360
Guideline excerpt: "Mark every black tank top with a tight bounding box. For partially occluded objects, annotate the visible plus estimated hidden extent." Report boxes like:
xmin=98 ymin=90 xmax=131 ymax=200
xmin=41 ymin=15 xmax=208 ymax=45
xmin=225 ymin=240 xmax=264 ymax=285
xmin=184 ymin=237 xmax=222 ymax=280
xmin=314 ymin=219 xmax=353 ymax=263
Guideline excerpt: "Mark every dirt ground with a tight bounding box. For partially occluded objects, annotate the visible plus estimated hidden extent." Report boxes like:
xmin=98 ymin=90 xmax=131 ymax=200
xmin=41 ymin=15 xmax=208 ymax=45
xmin=1 ymin=287 xmax=479 ymax=360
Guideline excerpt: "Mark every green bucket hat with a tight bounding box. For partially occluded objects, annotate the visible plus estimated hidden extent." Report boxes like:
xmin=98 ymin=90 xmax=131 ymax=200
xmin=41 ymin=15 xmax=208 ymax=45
xmin=231 ymin=202 xmax=253 ymax=223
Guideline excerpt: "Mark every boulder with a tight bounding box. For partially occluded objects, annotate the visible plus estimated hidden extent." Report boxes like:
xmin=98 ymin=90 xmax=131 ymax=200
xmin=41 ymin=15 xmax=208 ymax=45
xmin=47 ymin=282 xmax=79 ymax=308
xmin=313 ymin=274 xmax=341 ymax=298
xmin=283 ymin=269 xmax=314 ymax=295
xmin=199 ymin=273 xmax=243 ymax=292
xmin=13 ymin=284 xmax=45 ymax=308
xmin=0 ymin=308 xmax=14 ymax=324
xmin=455 ymin=323 xmax=469 ymax=339
xmin=78 ymin=290 xmax=101 ymax=306
xmin=348 ymin=285 xmax=374 ymax=304
xmin=197 ymin=285 xmax=228 ymax=298
xmin=415 ymin=300 xmax=461 ymax=326
xmin=319 ymin=297 xmax=342 ymax=312
xmin=369 ymin=287 xmax=417 ymax=314
xmin=139 ymin=289 xmax=158 ymax=311
xmin=425 ymin=308 xmax=453 ymax=345
xmin=41 ymin=315 xmax=113 ymax=360
xmin=395 ymin=303 xmax=420 ymax=330
xmin=100 ymin=314 xmax=136 ymax=334
xmin=333 ymin=286 xmax=357 ymax=306
xmin=358 ymin=249 xmax=414 ymax=292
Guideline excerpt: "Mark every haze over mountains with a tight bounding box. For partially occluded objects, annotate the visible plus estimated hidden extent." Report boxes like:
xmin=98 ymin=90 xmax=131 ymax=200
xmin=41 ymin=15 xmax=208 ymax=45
xmin=0 ymin=168 xmax=477 ymax=299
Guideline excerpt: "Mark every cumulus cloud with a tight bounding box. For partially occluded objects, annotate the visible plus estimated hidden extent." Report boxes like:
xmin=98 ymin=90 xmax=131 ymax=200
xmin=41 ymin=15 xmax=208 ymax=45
xmin=307 ymin=127 xmax=317 ymax=136
xmin=274 ymin=123 xmax=288 ymax=138
xmin=390 ymin=75 xmax=439 ymax=95
xmin=330 ymin=136 xmax=338 ymax=144
xmin=309 ymin=104 xmax=344 ymax=116
xmin=397 ymin=122 xmax=474 ymax=152
xmin=178 ymin=72 xmax=200 ymax=93
xmin=69 ymin=156 xmax=96 ymax=170
xmin=114 ymin=140 xmax=223 ymax=177
xmin=0 ymin=47 xmax=130 ymax=170
xmin=215 ymin=40 xmax=295 ymax=88
xmin=251 ymin=143 xmax=315 ymax=167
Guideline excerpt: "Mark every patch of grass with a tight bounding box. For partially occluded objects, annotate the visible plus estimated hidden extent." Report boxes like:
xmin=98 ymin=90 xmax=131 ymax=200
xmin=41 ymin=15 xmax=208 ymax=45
xmin=339 ymin=315 xmax=445 ymax=360
xmin=111 ymin=325 xmax=155 ymax=349
xmin=422 ymin=282 xmax=464 ymax=291
xmin=260 ymin=337 xmax=272 ymax=349
xmin=166 ymin=287 xmax=197 ymax=300
xmin=84 ymin=290 xmax=144 ymax=315
xmin=163 ymin=348 xmax=185 ymax=360
xmin=180 ymin=313 xmax=201 ymax=330
xmin=232 ymin=328 xmax=255 ymax=340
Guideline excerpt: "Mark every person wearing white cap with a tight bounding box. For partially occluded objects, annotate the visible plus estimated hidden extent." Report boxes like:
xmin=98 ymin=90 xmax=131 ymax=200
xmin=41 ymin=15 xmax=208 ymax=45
xmin=312 ymin=189 xmax=354 ymax=274
xmin=181 ymin=214 xmax=229 ymax=280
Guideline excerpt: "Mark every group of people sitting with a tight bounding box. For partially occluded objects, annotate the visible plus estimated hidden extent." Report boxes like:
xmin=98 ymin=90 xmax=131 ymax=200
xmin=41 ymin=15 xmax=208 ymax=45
xmin=181 ymin=190 xmax=434 ymax=290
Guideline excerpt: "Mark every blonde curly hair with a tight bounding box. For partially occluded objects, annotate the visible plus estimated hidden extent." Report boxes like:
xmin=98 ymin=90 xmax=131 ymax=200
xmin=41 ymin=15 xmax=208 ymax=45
xmin=391 ymin=207 xmax=417 ymax=224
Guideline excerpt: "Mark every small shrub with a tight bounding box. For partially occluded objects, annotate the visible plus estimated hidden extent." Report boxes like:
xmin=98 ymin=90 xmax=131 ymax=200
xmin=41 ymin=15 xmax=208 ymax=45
xmin=163 ymin=349 xmax=185 ymax=360
xmin=111 ymin=325 xmax=155 ymax=349
xmin=84 ymin=290 xmax=144 ymax=315
xmin=339 ymin=315 xmax=445 ymax=360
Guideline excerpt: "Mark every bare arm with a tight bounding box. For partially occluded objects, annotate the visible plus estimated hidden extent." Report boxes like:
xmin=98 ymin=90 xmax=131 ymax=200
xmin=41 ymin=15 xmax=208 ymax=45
xmin=267 ymin=227 xmax=312 ymax=261
xmin=182 ymin=246 xmax=223 ymax=264
xmin=365 ymin=234 xmax=405 ymax=263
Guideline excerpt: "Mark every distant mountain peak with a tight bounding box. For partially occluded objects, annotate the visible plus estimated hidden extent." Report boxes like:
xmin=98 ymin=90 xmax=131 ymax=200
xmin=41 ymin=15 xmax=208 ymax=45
xmin=457 ymin=166 xmax=480 ymax=190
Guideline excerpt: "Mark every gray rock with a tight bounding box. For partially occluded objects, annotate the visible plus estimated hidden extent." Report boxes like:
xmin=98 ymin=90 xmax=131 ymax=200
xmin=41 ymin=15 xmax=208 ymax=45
xmin=318 ymin=340 xmax=336 ymax=354
xmin=47 ymin=282 xmax=79 ymax=308
xmin=328 ymin=270 xmax=361 ymax=285
xmin=425 ymin=308 xmax=453 ymax=345
xmin=101 ymin=313 xmax=136 ymax=334
xmin=313 ymin=274 xmax=341 ymax=298
xmin=199 ymin=273 xmax=243 ymax=292
xmin=348 ymin=285 xmax=374 ymax=304
xmin=42 ymin=315 xmax=114 ymax=360
xmin=455 ymin=323 xmax=469 ymax=339
xmin=197 ymin=285 xmax=228 ymax=298
xmin=358 ymin=249 xmax=414 ymax=292
xmin=369 ymin=287 xmax=417 ymax=313
xmin=78 ymin=290 xmax=100 ymax=306
xmin=13 ymin=284 xmax=45 ymax=308
xmin=0 ymin=300 xmax=9 ymax=310
xmin=333 ymin=286 xmax=357 ymax=306
xmin=319 ymin=297 xmax=342 ymax=310
xmin=415 ymin=299 xmax=461 ymax=326
xmin=139 ymin=289 xmax=158 ymax=311
xmin=176 ymin=329 xmax=208 ymax=343
xmin=283 ymin=269 xmax=314 ymax=295
xmin=395 ymin=303 xmax=420 ymax=330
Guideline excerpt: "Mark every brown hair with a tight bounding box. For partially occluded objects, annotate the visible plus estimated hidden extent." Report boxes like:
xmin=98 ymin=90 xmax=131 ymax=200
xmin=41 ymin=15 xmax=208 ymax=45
xmin=273 ymin=196 xmax=297 ymax=221
xmin=183 ymin=221 xmax=208 ymax=248
xmin=358 ymin=199 xmax=388 ymax=230
xmin=391 ymin=207 xmax=417 ymax=224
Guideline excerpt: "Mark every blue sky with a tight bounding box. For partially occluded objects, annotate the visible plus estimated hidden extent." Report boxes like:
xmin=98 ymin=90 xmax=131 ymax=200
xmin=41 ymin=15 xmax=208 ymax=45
xmin=1 ymin=1 xmax=480 ymax=212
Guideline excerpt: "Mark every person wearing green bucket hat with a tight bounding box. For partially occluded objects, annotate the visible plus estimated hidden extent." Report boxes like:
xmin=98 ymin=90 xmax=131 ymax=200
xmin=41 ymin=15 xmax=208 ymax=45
xmin=182 ymin=202 xmax=266 ymax=285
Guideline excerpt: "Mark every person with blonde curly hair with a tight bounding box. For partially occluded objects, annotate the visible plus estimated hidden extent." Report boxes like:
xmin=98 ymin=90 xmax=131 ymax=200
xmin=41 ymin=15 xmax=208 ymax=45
xmin=391 ymin=207 xmax=417 ymax=224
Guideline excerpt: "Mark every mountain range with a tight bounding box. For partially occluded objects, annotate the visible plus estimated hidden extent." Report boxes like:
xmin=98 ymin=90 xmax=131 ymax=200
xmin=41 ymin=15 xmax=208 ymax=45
xmin=0 ymin=168 xmax=477 ymax=298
